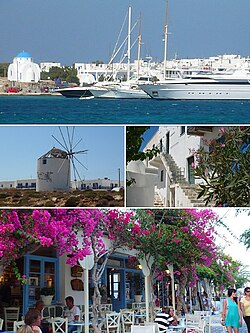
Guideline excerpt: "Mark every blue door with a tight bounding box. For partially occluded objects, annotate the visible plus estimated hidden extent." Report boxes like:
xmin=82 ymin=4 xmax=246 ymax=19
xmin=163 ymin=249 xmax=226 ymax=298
xmin=23 ymin=255 xmax=59 ymax=315
xmin=108 ymin=269 xmax=125 ymax=312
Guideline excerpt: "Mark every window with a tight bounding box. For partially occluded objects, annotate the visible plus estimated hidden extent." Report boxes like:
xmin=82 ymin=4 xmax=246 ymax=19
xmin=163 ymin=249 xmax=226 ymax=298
xmin=160 ymin=170 xmax=164 ymax=182
xmin=159 ymin=139 xmax=163 ymax=152
xmin=43 ymin=159 xmax=47 ymax=165
xmin=180 ymin=126 xmax=185 ymax=136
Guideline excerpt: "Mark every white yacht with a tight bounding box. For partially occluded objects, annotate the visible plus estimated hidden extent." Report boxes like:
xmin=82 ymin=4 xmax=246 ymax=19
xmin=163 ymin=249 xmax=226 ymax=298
xmin=139 ymin=69 xmax=250 ymax=100
xmin=89 ymin=76 xmax=153 ymax=99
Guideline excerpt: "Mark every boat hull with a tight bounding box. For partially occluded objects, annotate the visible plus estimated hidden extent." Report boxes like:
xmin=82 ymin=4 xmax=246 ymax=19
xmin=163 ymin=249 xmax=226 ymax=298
xmin=56 ymin=88 xmax=93 ymax=98
xmin=140 ymin=82 xmax=250 ymax=100
xmin=89 ymin=86 xmax=150 ymax=99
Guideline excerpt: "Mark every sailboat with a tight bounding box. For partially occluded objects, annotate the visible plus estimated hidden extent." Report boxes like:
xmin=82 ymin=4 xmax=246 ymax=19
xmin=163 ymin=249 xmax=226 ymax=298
xmin=89 ymin=7 xmax=152 ymax=99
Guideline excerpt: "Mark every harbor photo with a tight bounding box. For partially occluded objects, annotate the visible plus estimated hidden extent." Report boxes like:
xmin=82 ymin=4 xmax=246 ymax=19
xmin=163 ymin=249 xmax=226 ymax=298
xmin=1 ymin=1 xmax=250 ymax=124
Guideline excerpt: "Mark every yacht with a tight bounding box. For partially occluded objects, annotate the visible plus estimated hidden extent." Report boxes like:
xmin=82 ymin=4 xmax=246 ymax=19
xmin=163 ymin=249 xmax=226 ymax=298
xmin=139 ymin=69 xmax=250 ymax=100
xmin=56 ymin=86 xmax=93 ymax=98
xmin=89 ymin=76 xmax=153 ymax=99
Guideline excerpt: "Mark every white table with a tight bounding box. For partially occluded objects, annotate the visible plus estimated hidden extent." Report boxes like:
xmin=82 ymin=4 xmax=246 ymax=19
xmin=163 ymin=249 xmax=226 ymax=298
xmin=69 ymin=321 xmax=91 ymax=333
xmin=169 ymin=324 xmax=186 ymax=333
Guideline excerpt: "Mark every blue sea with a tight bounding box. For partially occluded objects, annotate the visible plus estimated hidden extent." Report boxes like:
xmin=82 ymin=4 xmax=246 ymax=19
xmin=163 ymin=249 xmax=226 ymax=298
xmin=0 ymin=95 xmax=250 ymax=124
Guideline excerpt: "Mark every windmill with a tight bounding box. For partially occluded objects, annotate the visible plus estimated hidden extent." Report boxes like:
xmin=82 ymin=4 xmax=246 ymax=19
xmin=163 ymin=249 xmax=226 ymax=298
xmin=36 ymin=126 xmax=88 ymax=192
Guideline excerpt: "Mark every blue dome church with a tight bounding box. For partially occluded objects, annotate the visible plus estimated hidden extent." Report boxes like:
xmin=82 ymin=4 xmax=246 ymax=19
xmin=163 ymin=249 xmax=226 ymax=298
xmin=8 ymin=51 xmax=41 ymax=83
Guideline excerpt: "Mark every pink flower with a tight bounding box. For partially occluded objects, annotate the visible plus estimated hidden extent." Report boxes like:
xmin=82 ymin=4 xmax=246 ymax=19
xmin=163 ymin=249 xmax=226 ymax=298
xmin=172 ymin=238 xmax=181 ymax=244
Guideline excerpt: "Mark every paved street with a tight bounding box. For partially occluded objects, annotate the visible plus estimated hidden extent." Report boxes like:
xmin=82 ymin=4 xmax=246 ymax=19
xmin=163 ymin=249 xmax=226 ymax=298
xmin=211 ymin=322 xmax=248 ymax=333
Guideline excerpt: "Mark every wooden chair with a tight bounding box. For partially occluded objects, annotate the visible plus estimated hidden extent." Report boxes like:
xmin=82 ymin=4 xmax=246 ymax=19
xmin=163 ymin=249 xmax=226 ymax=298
xmin=131 ymin=325 xmax=155 ymax=333
xmin=121 ymin=310 xmax=135 ymax=333
xmin=13 ymin=320 xmax=25 ymax=332
xmin=51 ymin=317 xmax=68 ymax=333
xmin=106 ymin=312 xmax=121 ymax=333
xmin=4 ymin=307 xmax=20 ymax=331
xmin=194 ymin=311 xmax=210 ymax=317
xmin=208 ymin=315 xmax=223 ymax=333
xmin=185 ymin=313 xmax=201 ymax=329
xmin=187 ymin=319 xmax=206 ymax=333
xmin=144 ymin=322 xmax=160 ymax=333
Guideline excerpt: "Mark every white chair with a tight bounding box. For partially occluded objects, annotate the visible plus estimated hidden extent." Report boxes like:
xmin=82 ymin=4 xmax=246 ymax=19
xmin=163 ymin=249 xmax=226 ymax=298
xmin=0 ymin=318 xmax=3 ymax=330
xmin=194 ymin=311 xmax=210 ymax=317
xmin=144 ymin=322 xmax=160 ymax=333
xmin=131 ymin=325 xmax=155 ymax=333
xmin=185 ymin=313 xmax=201 ymax=329
xmin=4 ymin=307 xmax=20 ymax=331
xmin=208 ymin=315 xmax=224 ymax=333
xmin=187 ymin=319 xmax=206 ymax=333
xmin=51 ymin=317 xmax=68 ymax=333
xmin=121 ymin=310 xmax=135 ymax=333
xmin=106 ymin=312 xmax=121 ymax=333
xmin=135 ymin=308 xmax=146 ymax=324
xmin=13 ymin=320 xmax=25 ymax=332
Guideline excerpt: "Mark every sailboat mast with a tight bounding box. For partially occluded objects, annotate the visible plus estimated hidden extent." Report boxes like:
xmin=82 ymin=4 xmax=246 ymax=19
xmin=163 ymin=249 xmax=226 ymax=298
xmin=127 ymin=6 xmax=132 ymax=81
xmin=163 ymin=0 xmax=168 ymax=80
xmin=137 ymin=13 xmax=142 ymax=79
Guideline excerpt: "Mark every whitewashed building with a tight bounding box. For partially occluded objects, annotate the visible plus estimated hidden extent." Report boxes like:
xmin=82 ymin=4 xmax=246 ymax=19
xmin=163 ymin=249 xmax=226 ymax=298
xmin=127 ymin=126 xmax=221 ymax=207
xmin=0 ymin=179 xmax=37 ymax=189
xmin=37 ymin=148 xmax=71 ymax=192
xmin=8 ymin=51 xmax=41 ymax=83
xmin=0 ymin=178 xmax=123 ymax=191
xmin=40 ymin=62 xmax=62 ymax=72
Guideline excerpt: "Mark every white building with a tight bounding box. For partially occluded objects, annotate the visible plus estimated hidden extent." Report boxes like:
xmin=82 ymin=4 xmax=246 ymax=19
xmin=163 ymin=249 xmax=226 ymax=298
xmin=40 ymin=62 xmax=61 ymax=72
xmin=37 ymin=148 xmax=71 ymax=192
xmin=0 ymin=179 xmax=36 ymax=189
xmin=8 ymin=51 xmax=41 ymax=83
xmin=127 ymin=126 xmax=221 ymax=207
xmin=0 ymin=178 xmax=123 ymax=191
xmin=74 ymin=177 xmax=123 ymax=190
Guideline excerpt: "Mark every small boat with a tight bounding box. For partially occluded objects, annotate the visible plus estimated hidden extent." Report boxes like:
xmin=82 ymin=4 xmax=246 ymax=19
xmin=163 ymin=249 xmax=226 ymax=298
xmin=56 ymin=87 xmax=93 ymax=98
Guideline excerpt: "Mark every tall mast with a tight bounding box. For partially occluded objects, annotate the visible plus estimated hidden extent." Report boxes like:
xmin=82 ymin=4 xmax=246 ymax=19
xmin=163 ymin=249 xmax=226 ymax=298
xmin=127 ymin=6 xmax=132 ymax=81
xmin=163 ymin=0 xmax=168 ymax=80
xmin=137 ymin=13 xmax=142 ymax=79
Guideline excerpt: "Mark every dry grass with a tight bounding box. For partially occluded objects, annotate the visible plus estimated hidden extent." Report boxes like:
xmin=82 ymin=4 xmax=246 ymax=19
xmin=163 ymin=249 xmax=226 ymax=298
xmin=0 ymin=189 xmax=124 ymax=207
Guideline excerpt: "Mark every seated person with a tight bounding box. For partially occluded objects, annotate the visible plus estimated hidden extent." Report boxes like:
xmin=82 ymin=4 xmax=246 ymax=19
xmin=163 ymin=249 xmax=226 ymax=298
xmin=35 ymin=300 xmax=44 ymax=315
xmin=155 ymin=306 xmax=178 ymax=332
xmin=24 ymin=308 xmax=43 ymax=333
xmin=64 ymin=296 xmax=81 ymax=333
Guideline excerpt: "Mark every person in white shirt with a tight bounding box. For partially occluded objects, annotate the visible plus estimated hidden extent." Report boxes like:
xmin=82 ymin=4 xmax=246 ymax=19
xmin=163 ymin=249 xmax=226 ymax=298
xmin=65 ymin=296 xmax=81 ymax=333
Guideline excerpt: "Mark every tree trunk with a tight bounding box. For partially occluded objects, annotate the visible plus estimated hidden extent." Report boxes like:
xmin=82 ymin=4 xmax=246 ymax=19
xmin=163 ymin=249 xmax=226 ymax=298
xmin=177 ymin=273 xmax=188 ymax=316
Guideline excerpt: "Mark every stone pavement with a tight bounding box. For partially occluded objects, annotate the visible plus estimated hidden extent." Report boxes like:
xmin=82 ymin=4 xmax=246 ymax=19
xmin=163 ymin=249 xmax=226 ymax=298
xmin=210 ymin=321 xmax=248 ymax=333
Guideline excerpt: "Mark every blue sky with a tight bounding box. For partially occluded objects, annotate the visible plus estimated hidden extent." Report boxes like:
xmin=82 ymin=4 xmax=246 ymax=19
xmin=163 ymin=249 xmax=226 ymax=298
xmin=1 ymin=0 xmax=250 ymax=65
xmin=0 ymin=126 xmax=124 ymax=181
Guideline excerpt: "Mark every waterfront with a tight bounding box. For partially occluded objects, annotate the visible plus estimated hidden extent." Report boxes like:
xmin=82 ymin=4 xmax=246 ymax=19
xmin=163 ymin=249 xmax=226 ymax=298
xmin=0 ymin=95 xmax=250 ymax=124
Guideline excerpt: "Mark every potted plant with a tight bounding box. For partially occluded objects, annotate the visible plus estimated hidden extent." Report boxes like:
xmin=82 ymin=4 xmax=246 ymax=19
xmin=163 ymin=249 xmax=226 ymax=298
xmin=40 ymin=287 xmax=55 ymax=305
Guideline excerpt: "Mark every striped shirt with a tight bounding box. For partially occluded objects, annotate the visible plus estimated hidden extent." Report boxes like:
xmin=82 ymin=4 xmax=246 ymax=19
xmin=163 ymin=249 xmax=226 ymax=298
xmin=155 ymin=312 xmax=174 ymax=331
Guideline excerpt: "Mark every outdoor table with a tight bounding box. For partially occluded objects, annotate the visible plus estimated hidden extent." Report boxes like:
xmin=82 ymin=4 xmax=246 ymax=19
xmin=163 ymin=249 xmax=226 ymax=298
xmin=69 ymin=321 xmax=92 ymax=333
xmin=169 ymin=324 xmax=186 ymax=333
xmin=134 ymin=313 xmax=146 ymax=324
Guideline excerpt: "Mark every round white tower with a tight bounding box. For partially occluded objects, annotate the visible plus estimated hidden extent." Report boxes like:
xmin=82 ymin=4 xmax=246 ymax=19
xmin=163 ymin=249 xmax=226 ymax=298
xmin=36 ymin=148 xmax=71 ymax=192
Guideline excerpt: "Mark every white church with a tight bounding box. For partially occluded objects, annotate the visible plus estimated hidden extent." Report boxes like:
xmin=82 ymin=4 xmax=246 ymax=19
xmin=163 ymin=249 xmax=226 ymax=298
xmin=8 ymin=51 xmax=41 ymax=83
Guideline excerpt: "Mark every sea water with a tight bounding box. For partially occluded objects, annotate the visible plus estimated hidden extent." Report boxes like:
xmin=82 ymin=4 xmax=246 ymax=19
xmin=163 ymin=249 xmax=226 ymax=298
xmin=0 ymin=95 xmax=250 ymax=124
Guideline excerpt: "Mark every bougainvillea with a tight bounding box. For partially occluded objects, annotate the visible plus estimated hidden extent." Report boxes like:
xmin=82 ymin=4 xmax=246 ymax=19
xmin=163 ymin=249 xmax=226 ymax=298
xmin=192 ymin=126 xmax=250 ymax=206
xmin=126 ymin=209 xmax=221 ymax=314
xmin=0 ymin=208 xmax=242 ymax=324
